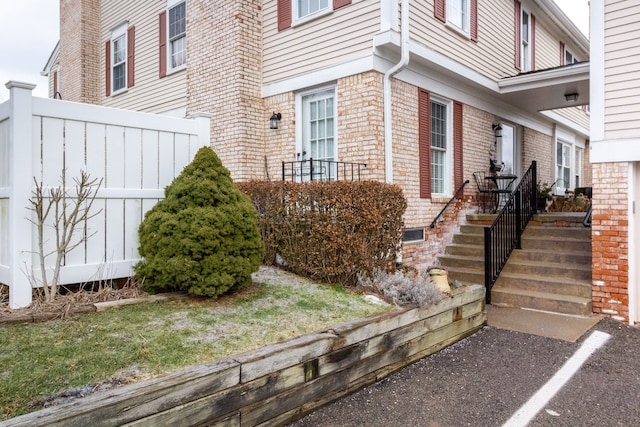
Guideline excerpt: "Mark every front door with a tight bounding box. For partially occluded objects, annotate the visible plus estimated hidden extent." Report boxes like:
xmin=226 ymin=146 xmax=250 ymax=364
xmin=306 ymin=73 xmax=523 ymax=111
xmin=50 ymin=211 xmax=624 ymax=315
xmin=497 ymin=123 xmax=517 ymax=175
xmin=300 ymin=88 xmax=336 ymax=181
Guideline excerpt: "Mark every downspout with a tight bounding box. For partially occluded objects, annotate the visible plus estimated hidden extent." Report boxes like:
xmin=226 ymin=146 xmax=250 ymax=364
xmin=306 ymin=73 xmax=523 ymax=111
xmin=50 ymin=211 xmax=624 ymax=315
xmin=383 ymin=0 xmax=410 ymax=183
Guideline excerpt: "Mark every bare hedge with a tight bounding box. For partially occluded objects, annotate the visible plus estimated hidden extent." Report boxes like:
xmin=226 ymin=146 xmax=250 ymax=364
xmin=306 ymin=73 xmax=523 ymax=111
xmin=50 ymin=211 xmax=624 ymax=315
xmin=238 ymin=180 xmax=407 ymax=286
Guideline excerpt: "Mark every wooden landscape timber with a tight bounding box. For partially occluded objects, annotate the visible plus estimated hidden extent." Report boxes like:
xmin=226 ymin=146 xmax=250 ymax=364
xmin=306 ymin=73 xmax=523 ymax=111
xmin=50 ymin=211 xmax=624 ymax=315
xmin=3 ymin=285 xmax=486 ymax=427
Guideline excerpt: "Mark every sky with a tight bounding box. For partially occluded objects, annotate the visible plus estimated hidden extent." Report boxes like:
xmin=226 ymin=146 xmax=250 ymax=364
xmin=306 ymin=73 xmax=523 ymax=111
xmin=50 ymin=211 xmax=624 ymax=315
xmin=0 ymin=0 xmax=590 ymax=102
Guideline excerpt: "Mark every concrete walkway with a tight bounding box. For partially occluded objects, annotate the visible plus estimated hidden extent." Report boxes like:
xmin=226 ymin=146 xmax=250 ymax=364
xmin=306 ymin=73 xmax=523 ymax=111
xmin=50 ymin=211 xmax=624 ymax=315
xmin=289 ymin=317 xmax=640 ymax=426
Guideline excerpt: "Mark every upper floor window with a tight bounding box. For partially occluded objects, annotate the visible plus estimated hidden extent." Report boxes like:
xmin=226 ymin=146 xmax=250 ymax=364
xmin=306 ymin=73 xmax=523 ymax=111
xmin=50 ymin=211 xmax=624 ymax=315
xmin=447 ymin=0 xmax=470 ymax=34
xmin=565 ymin=49 xmax=577 ymax=65
xmin=112 ymin=30 xmax=127 ymax=93
xmin=521 ymin=8 xmax=531 ymax=72
xmin=168 ymin=1 xmax=186 ymax=69
xmin=296 ymin=0 xmax=329 ymax=19
xmin=106 ymin=23 xmax=134 ymax=96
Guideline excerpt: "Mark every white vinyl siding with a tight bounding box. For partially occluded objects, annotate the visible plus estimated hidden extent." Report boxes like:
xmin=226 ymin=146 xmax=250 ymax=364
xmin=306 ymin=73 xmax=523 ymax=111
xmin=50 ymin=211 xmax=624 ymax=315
xmin=534 ymin=23 xmax=560 ymax=69
xmin=411 ymin=0 xmax=514 ymax=81
xmin=604 ymin=1 xmax=640 ymax=140
xmin=263 ymin=0 xmax=379 ymax=85
xmin=101 ymin=0 xmax=186 ymax=114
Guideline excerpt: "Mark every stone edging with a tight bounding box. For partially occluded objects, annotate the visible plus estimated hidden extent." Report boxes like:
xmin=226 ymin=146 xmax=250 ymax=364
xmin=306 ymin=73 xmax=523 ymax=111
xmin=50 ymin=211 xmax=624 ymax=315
xmin=3 ymin=285 xmax=486 ymax=427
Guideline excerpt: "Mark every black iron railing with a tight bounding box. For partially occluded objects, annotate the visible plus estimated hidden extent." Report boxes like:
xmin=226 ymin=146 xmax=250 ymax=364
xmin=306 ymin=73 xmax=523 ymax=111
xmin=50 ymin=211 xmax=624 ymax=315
xmin=281 ymin=159 xmax=367 ymax=182
xmin=429 ymin=180 xmax=469 ymax=229
xmin=484 ymin=161 xmax=537 ymax=304
xmin=583 ymin=206 xmax=592 ymax=227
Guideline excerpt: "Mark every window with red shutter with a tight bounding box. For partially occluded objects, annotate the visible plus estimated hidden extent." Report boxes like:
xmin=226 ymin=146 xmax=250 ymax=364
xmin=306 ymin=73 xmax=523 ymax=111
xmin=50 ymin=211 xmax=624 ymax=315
xmin=418 ymin=89 xmax=431 ymax=199
xmin=434 ymin=0 xmax=446 ymax=23
xmin=159 ymin=11 xmax=167 ymax=77
xmin=453 ymin=101 xmax=464 ymax=195
xmin=278 ymin=0 xmax=292 ymax=30
xmin=470 ymin=0 xmax=478 ymax=42
xmin=127 ymin=26 xmax=135 ymax=88
xmin=105 ymin=40 xmax=111 ymax=97
xmin=560 ymin=41 xmax=566 ymax=65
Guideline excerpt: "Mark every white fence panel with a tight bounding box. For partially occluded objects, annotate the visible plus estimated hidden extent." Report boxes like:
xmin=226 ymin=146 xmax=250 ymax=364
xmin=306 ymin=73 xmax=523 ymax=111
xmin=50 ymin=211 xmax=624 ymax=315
xmin=1 ymin=83 xmax=210 ymax=308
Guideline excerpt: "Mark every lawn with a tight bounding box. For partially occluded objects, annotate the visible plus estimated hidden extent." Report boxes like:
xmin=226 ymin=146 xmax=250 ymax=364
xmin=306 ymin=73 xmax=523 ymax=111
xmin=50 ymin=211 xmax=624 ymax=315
xmin=0 ymin=266 xmax=391 ymax=420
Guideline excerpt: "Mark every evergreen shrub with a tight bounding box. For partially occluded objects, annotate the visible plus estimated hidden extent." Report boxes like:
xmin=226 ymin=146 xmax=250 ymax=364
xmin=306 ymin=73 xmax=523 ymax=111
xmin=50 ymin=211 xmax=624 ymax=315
xmin=135 ymin=147 xmax=263 ymax=296
xmin=238 ymin=180 xmax=407 ymax=286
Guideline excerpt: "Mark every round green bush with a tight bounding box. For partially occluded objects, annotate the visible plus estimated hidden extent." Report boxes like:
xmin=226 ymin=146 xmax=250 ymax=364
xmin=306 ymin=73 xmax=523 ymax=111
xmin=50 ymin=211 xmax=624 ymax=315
xmin=135 ymin=146 xmax=263 ymax=297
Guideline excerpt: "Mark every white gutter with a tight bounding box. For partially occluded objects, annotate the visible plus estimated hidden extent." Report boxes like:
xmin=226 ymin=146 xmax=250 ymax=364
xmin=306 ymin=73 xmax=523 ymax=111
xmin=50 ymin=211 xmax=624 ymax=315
xmin=383 ymin=0 xmax=409 ymax=184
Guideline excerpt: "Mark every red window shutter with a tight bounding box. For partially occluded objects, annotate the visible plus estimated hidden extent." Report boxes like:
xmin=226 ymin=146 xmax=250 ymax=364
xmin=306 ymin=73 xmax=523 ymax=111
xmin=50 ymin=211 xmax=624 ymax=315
xmin=434 ymin=0 xmax=446 ymax=23
xmin=105 ymin=40 xmax=111 ymax=97
xmin=278 ymin=0 xmax=292 ymax=31
xmin=560 ymin=41 xmax=565 ymax=65
xmin=531 ymin=14 xmax=536 ymax=70
xmin=333 ymin=0 xmax=351 ymax=9
xmin=514 ymin=0 xmax=521 ymax=71
xmin=127 ymin=26 xmax=135 ymax=88
xmin=418 ymin=88 xmax=432 ymax=199
xmin=53 ymin=71 xmax=58 ymax=97
xmin=159 ymin=11 xmax=167 ymax=78
xmin=453 ymin=101 xmax=464 ymax=195
xmin=470 ymin=0 xmax=478 ymax=42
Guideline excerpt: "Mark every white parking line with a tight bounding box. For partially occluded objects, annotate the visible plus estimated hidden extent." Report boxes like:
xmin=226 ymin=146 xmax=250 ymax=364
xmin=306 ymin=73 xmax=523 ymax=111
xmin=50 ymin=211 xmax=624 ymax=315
xmin=502 ymin=330 xmax=611 ymax=427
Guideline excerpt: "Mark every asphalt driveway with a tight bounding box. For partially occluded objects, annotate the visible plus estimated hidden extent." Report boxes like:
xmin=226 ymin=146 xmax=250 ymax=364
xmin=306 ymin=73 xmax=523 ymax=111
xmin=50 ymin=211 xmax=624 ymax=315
xmin=289 ymin=318 xmax=640 ymax=426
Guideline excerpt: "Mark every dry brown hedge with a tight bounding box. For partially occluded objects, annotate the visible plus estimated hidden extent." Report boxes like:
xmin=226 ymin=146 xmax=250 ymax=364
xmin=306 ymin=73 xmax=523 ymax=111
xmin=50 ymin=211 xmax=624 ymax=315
xmin=238 ymin=180 xmax=407 ymax=286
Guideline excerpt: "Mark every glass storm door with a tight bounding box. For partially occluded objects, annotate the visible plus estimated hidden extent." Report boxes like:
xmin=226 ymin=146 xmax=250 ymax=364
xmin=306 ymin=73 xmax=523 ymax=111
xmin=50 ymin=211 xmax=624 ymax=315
xmin=301 ymin=89 xmax=336 ymax=180
xmin=498 ymin=124 xmax=515 ymax=175
xmin=557 ymin=141 xmax=572 ymax=194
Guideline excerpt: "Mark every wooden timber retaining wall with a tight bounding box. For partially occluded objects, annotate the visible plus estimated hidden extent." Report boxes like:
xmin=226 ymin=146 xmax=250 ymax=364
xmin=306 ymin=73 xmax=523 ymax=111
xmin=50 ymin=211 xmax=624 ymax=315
xmin=3 ymin=285 xmax=486 ymax=427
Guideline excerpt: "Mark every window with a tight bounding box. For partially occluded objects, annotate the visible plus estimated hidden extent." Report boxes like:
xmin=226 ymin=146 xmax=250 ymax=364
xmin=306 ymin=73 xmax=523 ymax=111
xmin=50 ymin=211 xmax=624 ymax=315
xmin=521 ymin=8 xmax=531 ymax=72
xmin=430 ymin=100 xmax=449 ymax=195
xmin=575 ymin=147 xmax=583 ymax=188
xmin=556 ymin=141 xmax=572 ymax=194
xmin=296 ymin=0 xmax=330 ymax=19
xmin=112 ymin=32 xmax=127 ymax=93
xmin=298 ymin=87 xmax=337 ymax=181
xmin=447 ymin=0 xmax=469 ymax=34
xmin=106 ymin=23 xmax=134 ymax=96
xmin=168 ymin=1 xmax=186 ymax=69
xmin=403 ymin=228 xmax=425 ymax=243
xmin=565 ymin=49 xmax=576 ymax=65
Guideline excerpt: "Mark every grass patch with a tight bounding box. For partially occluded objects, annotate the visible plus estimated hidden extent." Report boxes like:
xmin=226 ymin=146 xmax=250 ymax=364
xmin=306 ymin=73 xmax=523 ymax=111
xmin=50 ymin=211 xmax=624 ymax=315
xmin=0 ymin=267 xmax=391 ymax=420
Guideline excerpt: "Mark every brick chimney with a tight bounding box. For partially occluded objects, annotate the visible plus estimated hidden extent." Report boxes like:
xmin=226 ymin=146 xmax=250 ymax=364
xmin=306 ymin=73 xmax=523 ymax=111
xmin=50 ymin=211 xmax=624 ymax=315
xmin=58 ymin=0 xmax=101 ymax=104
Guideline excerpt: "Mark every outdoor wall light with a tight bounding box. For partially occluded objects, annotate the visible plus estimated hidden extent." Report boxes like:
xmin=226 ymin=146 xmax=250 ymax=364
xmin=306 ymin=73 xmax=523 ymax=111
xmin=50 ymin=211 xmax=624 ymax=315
xmin=270 ymin=112 xmax=282 ymax=129
xmin=492 ymin=123 xmax=503 ymax=138
xmin=565 ymin=93 xmax=579 ymax=103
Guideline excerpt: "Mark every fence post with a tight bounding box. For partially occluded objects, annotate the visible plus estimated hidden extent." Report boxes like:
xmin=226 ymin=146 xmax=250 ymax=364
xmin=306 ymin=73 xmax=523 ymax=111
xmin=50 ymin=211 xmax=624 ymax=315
xmin=6 ymin=82 xmax=36 ymax=308
xmin=191 ymin=112 xmax=211 ymax=149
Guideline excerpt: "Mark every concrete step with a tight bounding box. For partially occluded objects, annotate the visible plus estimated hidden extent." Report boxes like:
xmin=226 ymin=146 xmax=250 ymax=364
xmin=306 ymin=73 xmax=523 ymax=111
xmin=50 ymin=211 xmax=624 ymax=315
xmin=501 ymin=259 xmax=591 ymax=281
xmin=508 ymin=248 xmax=591 ymax=265
xmin=522 ymin=226 xmax=591 ymax=240
xmin=444 ymin=243 xmax=485 ymax=257
xmin=520 ymin=236 xmax=591 ymax=252
xmin=452 ymin=233 xmax=484 ymax=245
xmin=459 ymin=224 xmax=485 ymax=235
xmin=494 ymin=272 xmax=592 ymax=299
xmin=490 ymin=287 xmax=592 ymax=316
xmin=444 ymin=266 xmax=484 ymax=286
xmin=438 ymin=254 xmax=484 ymax=270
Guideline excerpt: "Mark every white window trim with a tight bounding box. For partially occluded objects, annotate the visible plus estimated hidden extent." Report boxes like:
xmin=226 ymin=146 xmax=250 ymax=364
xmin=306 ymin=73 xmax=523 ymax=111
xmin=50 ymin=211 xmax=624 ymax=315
xmin=430 ymin=95 xmax=454 ymax=197
xmin=521 ymin=7 xmax=532 ymax=72
xmin=110 ymin=22 xmax=128 ymax=96
xmin=292 ymin=0 xmax=333 ymax=27
xmin=166 ymin=0 xmax=186 ymax=75
xmin=445 ymin=0 xmax=471 ymax=38
xmin=295 ymin=85 xmax=338 ymax=169
xmin=565 ymin=47 xmax=578 ymax=64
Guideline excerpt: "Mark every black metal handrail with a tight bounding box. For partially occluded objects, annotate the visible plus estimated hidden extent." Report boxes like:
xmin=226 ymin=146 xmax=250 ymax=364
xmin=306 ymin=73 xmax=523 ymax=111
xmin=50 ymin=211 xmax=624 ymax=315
xmin=429 ymin=180 xmax=469 ymax=228
xmin=484 ymin=161 xmax=537 ymax=303
xmin=281 ymin=158 xmax=367 ymax=182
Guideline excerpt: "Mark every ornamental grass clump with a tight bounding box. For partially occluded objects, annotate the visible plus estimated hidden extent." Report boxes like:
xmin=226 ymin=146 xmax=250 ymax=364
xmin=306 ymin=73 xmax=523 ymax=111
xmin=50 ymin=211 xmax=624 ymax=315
xmin=357 ymin=269 xmax=444 ymax=307
xmin=135 ymin=146 xmax=263 ymax=297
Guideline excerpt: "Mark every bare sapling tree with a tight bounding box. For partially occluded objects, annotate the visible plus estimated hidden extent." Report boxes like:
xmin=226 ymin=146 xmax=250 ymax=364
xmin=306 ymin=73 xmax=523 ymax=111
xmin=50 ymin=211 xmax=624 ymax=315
xmin=27 ymin=170 xmax=103 ymax=302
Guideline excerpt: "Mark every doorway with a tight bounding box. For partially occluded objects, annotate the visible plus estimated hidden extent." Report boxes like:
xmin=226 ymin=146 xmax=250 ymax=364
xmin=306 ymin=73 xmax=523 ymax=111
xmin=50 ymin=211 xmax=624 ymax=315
xmin=497 ymin=123 xmax=519 ymax=176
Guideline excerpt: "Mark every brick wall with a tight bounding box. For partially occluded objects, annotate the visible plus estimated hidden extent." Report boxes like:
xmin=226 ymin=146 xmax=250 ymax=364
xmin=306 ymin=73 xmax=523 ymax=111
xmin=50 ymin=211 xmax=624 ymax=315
xmin=264 ymin=92 xmax=296 ymax=181
xmin=462 ymin=105 xmax=496 ymax=200
xmin=59 ymin=0 xmax=101 ymax=104
xmin=523 ymin=127 xmax=553 ymax=186
xmin=591 ymin=162 xmax=629 ymax=322
xmin=186 ymin=0 xmax=265 ymax=181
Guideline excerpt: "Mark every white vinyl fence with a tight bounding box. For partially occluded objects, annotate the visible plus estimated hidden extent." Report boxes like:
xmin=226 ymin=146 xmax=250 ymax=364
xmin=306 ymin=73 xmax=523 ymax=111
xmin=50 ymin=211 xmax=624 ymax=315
xmin=0 ymin=82 xmax=210 ymax=308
